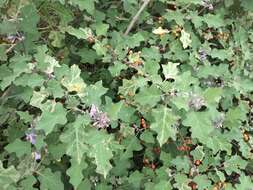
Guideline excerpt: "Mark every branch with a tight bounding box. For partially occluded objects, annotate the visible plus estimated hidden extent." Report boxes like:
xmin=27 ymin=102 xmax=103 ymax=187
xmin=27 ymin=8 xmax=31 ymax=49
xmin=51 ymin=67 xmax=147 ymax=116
xmin=124 ymin=0 xmax=151 ymax=36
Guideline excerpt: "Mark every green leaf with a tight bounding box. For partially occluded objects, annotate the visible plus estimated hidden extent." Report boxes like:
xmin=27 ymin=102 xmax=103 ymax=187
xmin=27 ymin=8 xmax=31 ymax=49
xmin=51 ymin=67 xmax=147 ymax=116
xmin=47 ymin=143 xmax=66 ymax=160
xmin=77 ymin=179 xmax=92 ymax=190
xmin=150 ymin=106 xmax=179 ymax=146
xmin=105 ymin=101 xmax=124 ymax=121
xmin=141 ymin=46 xmax=161 ymax=61
xmin=0 ymin=65 xmax=12 ymax=90
xmin=14 ymin=73 xmax=44 ymax=88
xmin=224 ymin=155 xmax=247 ymax=175
xmin=164 ymin=10 xmax=184 ymax=26
xmin=49 ymin=31 xmax=65 ymax=48
xmin=183 ymin=111 xmax=213 ymax=143
xmin=203 ymin=14 xmax=224 ymax=28
xmin=90 ymin=142 xmax=113 ymax=178
xmin=241 ymin=0 xmax=253 ymax=11
xmin=78 ymin=48 xmax=98 ymax=64
xmin=190 ymin=146 xmax=205 ymax=161
xmin=134 ymin=85 xmax=161 ymax=107
xmin=83 ymin=81 xmax=107 ymax=106
xmin=154 ymin=180 xmax=172 ymax=190
xmin=0 ymin=161 xmax=20 ymax=189
xmin=19 ymin=176 xmax=37 ymax=190
xmin=93 ymin=40 xmax=108 ymax=56
xmin=0 ymin=55 xmax=30 ymax=89
xmin=235 ymin=174 xmax=253 ymax=189
xmin=30 ymin=88 xmax=49 ymax=109
xmin=224 ymin=102 xmax=248 ymax=129
xmin=20 ymin=4 xmax=40 ymax=34
xmin=94 ymin=22 xmax=109 ymax=36
xmin=176 ymin=0 xmax=202 ymax=5
xmin=69 ymin=0 xmax=95 ymax=14
xmin=128 ymin=171 xmax=145 ymax=189
xmin=140 ymin=131 xmax=155 ymax=144
xmin=118 ymin=77 xmax=147 ymax=96
xmin=86 ymin=131 xmax=115 ymax=178
xmin=120 ymin=136 xmax=142 ymax=160
xmin=203 ymin=88 xmax=223 ymax=105
xmin=49 ymin=2 xmax=74 ymax=25
xmin=125 ymin=33 xmax=145 ymax=48
xmin=60 ymin=115 xmax=90 ymax=163
xmin=206 ymin=133 xmax=232 ymax=155
xmin=39 ymin=169 xmax=64 ymax=190
xmin=0 ymin=45 xmax=7 ymax=61
xmin=238 ymin=139 xmax=253 ymax=159
xmin=34 ymin=46 xmax=60 ymax=73
xmin=46 ymin=79 xmax=65 ymax=98
xmin=193 ymin=175 xmax=212 ymax=190
xmin=16 ymin=111 xmax=33 ymax=123
xmin=67 ymin=159 xmax=87 ymax=189
xmin=173 ymin=173 xmax=191 ymax=190
xmin=5 ymin=139 xmax=31 ymax=158
xmin=37 ymin=102 xmax=67 ymax=135
xmin=210 ymin=48 xmax=233 ymax=61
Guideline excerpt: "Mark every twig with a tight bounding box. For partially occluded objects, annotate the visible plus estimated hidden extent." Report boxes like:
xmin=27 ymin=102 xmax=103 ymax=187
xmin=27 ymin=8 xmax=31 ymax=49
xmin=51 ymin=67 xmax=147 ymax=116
xmin=5 ymin=43 xmax=17 ymax=54
xmin=179 ymin=3 xmax=191 ymax=13
xmin=124 ymin=0 xmax=151 ymax=36
xmin=0 ymin=85 xmax=12 ymax=107
xmin=0 ymin=85 xmax=12 ymax=99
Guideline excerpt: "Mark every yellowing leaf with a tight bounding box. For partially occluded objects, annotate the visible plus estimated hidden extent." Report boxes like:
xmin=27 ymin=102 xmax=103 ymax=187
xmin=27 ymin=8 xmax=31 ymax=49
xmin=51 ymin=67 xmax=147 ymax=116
xmin=65 ymin=26 xmax=93 ymax=40
xmin=180 ymin=29 xmax=192 ymax=49
xmin=162 ymin=62 xmax=180 ymax=80
xmin=61 ymin=65 xmax=86 ymax=97
xmin=69 ymin=83 xmax=83 ymax=92
xmin=152 ymin=27 xmax=169 ymax=35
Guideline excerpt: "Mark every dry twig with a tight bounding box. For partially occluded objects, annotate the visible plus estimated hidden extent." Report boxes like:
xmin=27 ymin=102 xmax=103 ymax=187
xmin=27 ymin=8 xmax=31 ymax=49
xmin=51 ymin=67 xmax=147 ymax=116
xmin=124 ymin=0 xmax=151 ymax=36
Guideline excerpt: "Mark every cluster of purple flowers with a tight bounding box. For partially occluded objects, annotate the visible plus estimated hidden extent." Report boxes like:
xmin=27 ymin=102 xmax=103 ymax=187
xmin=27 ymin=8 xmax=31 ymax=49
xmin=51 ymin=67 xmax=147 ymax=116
xmin=89 ymin=104 xmax=110 ymax=129
xmin=26 ymin=129 xmax=37 ymax=145
xmin=26 ymin=129 xmax=41 ymax=161
xmin=201 ymin=0 xmax=213 ymax=10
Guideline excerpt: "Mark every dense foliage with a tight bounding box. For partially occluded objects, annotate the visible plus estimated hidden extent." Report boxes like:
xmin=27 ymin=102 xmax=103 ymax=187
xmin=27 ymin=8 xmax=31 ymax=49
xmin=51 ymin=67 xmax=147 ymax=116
xmin=1 ymin=0 xmax=253 ymax=189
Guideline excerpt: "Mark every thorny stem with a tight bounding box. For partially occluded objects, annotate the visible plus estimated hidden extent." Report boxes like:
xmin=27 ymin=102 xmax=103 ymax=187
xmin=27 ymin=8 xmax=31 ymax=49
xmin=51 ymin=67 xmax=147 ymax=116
xmin=124 ymin=0 xmax=151 ymax=36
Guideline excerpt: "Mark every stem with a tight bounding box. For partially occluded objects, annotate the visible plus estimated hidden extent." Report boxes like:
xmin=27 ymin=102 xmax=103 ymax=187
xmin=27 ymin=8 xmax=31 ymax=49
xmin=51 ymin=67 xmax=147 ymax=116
xmin=124 ymin=0 xmax=151 ymax=36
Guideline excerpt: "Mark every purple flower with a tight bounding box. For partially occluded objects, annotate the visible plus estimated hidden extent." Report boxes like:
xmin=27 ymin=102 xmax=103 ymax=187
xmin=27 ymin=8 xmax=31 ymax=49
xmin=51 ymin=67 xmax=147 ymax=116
xmin=26 ymin=130 xmax=36 ymax=145
xmin=34 ymin=151 xmax=41 ymax=161
xmin=89 ymin=104 xmax=100 ymax=119
xmin=198 ymin=49 xmax=207 ymax=62
xmin=89 ymin=104 xmax=110 ymax=129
